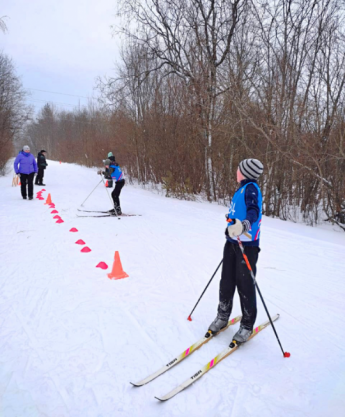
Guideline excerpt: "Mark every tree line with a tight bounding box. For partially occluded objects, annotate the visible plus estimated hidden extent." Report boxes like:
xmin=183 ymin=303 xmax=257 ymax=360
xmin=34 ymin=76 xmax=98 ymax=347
xmin=0 ymin=17 xmax=30 ymax=174
xmin=3 ymin=1 xmax=345 ymax=230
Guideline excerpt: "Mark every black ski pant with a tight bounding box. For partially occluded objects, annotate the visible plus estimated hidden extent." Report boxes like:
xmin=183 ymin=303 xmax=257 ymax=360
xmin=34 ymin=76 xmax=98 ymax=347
xmin=217 ymin=240 xmax=260 ymax=330
xmin=35 ymin=167 xmax=45 ymax=184
xmin=20 ymin=173 xmax=35 ymax=198
xmin=111 ymin=179 xmax=125 ymax=208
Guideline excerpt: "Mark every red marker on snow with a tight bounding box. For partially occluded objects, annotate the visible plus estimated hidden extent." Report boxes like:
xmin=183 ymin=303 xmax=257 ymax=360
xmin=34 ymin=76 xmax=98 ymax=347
xmin=75 ymin=239 xmax=85 ymax=245
xmin=284 ymin=352 xmax=291 ymax=358
xmin=187 ymin=316 xmax=192 ymax=321
xmin=96 ymin=262 xmax=108 ymax=270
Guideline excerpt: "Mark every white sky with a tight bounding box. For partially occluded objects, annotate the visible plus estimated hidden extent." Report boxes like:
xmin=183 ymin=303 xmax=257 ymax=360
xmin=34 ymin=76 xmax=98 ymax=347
xmin=1 ymin=0 xmax=122 ymax=114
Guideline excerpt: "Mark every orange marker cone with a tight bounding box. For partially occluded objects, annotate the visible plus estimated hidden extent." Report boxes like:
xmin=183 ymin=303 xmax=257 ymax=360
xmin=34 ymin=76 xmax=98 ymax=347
xmin=45 ymin=194 xmax=52 ymax=205
xmin=107 ymin=251 xmax=129 ymax=280
xmin=105 ymin=180 xmax=108 ymax=187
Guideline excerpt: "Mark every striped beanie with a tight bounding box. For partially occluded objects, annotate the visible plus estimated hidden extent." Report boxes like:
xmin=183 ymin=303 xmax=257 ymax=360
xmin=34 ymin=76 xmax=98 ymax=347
xmin=239 ymin=159 xmax=264 ymax=179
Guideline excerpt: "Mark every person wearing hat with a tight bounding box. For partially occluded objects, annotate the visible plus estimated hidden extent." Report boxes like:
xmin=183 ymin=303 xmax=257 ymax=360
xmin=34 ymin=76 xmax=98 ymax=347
xmin=207 ymin=158 xmax=264 ymax=344
xmin=98 ymin=158 xmax=125 ymax=215
xmin=13 ymin=145 xmax=38 ymax=200
xmin=107 ymin=151 xmax=115 ymax=162
xmin=35 ymin=150 xmax=48 ymax=186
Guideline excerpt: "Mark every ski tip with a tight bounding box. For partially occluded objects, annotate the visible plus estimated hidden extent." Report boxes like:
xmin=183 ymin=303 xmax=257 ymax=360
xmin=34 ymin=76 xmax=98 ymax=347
xmin=284 ymin=352 xmax=291 ymax=358
xmin=187 ymin=316 xmax=192 ymax=321
xmin=130 ymin=382 xmax=141 ymax=387
xmin=154 ymin=396 xmax=167 ymax=402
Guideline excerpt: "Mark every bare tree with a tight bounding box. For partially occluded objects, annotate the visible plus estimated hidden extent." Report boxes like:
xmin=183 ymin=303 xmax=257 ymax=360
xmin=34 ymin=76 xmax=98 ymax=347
xmin=114 ymin=0 xmax=246 ymax=199
xmin=0 ymin=53 xmax=30 ymax=174
xmin=0 ymin=16 xmax=7 ymax=33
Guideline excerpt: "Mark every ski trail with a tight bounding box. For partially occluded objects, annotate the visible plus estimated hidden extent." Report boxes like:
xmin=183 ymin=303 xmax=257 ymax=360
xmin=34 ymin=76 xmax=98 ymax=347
xmin=11 ymin=306 xmax=71 ymax=411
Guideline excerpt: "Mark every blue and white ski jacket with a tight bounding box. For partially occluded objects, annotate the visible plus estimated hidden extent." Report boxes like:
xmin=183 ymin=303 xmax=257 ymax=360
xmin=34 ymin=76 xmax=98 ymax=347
xmin=109 ymin=164 xmax=124 ymax=182
xmin=226 ymin=179 xmax=262 ymax=247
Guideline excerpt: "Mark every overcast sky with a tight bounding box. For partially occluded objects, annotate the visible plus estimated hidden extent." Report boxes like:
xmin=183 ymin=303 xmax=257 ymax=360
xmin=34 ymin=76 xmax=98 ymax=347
xmin=1 ymin=0 xmax=121 ymax=114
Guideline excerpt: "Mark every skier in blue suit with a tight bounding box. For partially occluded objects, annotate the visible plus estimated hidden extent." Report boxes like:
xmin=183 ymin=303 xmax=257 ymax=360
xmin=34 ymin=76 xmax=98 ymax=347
xmin=99 ymin=158 xmax=125 ymax=215
xmin=208 ymin=158 xmax=264 ymax=344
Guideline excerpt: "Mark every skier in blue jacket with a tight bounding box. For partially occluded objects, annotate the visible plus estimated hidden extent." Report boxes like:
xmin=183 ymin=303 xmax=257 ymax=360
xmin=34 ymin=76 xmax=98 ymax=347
xmin=208 ymin=158 xmax=264 ymax=343
xmin=98 ymin=159 xmax=125 ymax=215
xmin=14 ymin=145 xmax=38 ymax=200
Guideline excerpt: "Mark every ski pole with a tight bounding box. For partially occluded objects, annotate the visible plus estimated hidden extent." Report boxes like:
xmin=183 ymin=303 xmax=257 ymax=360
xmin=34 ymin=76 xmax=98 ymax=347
xmin=80 ymin=179 xmax=102 ymax=207
xmin=235 ymin=232 xmax=290 ymax=358
xmin=187 ymin=259 xmax=223 ymax=321
xmin=101 ymin=175 xmax=119 ymax=218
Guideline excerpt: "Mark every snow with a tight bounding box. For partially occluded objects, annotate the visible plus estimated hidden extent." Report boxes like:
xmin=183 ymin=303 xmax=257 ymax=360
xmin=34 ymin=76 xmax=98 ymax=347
xmin=1 ymin=160 xmax=345 ymax=417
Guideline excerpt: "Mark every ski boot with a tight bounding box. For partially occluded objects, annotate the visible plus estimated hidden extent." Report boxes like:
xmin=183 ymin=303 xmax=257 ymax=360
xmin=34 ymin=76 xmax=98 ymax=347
xmin=232 ymin=325 xmax=252 ymax=344
xmin=207 ymin=316 xmax=228 ymax=336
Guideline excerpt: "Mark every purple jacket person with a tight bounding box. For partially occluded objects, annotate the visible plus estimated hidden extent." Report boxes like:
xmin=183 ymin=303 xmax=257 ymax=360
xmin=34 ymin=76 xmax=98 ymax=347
xmin=14 ymin=145 xmax=38 ymax=200
xmin=14 ymin=149 xmax=38 ymax=174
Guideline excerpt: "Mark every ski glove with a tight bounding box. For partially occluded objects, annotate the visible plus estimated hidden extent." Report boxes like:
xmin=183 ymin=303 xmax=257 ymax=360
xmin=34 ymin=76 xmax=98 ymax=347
xmin=97 ymin=169 xmax=102 ymax=175
xmin=227 ymin=218 xmax=251 ymax=238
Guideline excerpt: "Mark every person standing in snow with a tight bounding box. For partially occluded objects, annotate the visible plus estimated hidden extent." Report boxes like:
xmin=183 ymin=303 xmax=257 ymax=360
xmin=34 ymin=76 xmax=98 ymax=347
xmin=35 ymin=150 xmax=48 ymax=186
xmin=208 ymin=158 xmax=264 ymax=344
xmin=98 ymin=158 xmax=125 ymax=215
xmin=13 ymin=145 xmax=38 ymax=200
xmin=107 ymin=151 xmax=115 ymax=162
xmin=102 ymin=152 xmax=116 ymax=177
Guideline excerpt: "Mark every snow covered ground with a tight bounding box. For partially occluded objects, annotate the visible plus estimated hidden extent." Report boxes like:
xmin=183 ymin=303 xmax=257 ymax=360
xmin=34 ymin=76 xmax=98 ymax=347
xmin=0 ymin=160 xmax=344 ymax=417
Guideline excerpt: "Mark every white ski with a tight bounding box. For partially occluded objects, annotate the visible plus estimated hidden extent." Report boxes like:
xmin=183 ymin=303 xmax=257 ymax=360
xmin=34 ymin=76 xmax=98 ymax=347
xmin=130 ymin=315 xmax=242 ymax=387
xmin=155 ymin=314 xmax=280 ymax=401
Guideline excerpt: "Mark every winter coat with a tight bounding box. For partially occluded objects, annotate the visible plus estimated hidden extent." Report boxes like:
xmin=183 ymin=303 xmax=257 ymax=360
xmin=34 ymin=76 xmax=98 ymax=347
xmin=14 ymin=151 xmax=38 ymax=175
xmin=37 ymin=152 xmax=48 ymax=169
xmin=226 ymin=179 xmax=262 ymax=247
xmin=109 ymin=163 xmax=124 ymax=182
xmin=103 ymin=163 xmax=124 ymax=182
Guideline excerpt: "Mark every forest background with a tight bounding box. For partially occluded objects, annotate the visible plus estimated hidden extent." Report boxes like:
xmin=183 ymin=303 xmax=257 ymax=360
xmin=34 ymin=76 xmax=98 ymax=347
xmin=1 ymin=0 xmax=345 ymax=229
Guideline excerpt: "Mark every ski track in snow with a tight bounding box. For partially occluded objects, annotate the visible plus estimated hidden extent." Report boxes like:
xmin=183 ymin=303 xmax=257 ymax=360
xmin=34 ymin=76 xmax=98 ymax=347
xmin=0 ymin=160 xmax=345 ymax=417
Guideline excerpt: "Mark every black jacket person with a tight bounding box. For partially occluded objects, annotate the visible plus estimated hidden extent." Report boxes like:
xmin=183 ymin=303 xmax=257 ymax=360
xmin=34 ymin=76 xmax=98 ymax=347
xmin=35 ymin=150 xmax=48 ymax=185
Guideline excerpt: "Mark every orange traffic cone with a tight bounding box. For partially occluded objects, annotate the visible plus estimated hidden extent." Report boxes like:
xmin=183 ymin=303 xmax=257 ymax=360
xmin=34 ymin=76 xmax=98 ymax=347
xmin=45 ymin=193 xmax=52 ymax=205
xmin=105 ymin=180 xmax=108 ymax=187
xmin=107 ymin=251 xmax=129 ymax=280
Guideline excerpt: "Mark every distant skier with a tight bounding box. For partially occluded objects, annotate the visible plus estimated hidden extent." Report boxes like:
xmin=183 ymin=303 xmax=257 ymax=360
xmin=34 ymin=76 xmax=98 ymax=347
xmin=102 ymin=152 xmax=116 ymax=177
xmin=107 ymin=151 xmax=116 ymax=162
xmin=35 ymin=150 xmax=48 ymax=186
xmin=13 ymin=145 xmax=38 ymax=200
xmin=98 ymin=158 xmax=125 ymax=215
xmin=208 ymin=158 xmax=264 ymax=344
